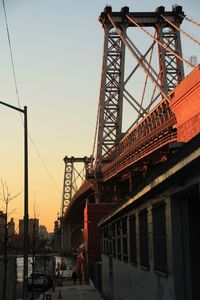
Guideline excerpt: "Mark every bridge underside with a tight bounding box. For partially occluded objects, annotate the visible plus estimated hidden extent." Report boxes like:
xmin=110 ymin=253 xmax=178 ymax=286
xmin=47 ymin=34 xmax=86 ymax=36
xmin=60 ymin=65 xmax=200 ymax=257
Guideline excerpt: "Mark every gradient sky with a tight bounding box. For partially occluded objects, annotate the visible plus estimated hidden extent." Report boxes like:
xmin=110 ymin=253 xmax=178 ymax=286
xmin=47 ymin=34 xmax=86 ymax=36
xmin=0 ymin=0 xmax=199 ymax=232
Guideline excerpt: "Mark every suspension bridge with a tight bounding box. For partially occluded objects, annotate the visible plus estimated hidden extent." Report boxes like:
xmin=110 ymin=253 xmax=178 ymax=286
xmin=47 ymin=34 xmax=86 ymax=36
xmin=54 ymin=5 xmax=200 ymax=263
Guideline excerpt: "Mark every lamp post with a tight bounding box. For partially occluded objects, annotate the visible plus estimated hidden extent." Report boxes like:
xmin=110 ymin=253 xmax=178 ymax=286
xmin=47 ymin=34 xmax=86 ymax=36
xmin=0 ymin=100 xmax=29 ymax=300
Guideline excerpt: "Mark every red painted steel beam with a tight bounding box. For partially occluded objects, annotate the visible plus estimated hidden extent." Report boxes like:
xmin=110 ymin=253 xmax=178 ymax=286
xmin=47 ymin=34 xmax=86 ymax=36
xmin=64 ymin=67 xmax=199 ymax=217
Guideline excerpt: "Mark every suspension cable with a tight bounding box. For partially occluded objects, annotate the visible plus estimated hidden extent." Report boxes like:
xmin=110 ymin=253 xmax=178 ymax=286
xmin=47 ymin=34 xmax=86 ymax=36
xmin=139 ymin=32 xmax=156 ymax=118
xmin=126 ymin=36 xmax=159 ymax=80
xmin=107 ymin=14 xmax=171 ymax=103
xmin=162 ymin=15 xmax=200 ymax=47
xmin=180 ymin=14 xmax=200 ymax=28
xmin=124 ymin=41 xmax=156 ymax=86
xmin=126 ymin=14 xmax=195 ymax=69
xmin=92 ymin=47 xmax=107 ymax=160
xmin=92 ymin=95 xmax=100 ymax=159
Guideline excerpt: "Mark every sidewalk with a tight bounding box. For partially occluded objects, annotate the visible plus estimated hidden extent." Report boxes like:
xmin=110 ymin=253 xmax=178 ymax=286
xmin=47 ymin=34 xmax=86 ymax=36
xmin=38 ymin=280 xmax=104 ymax=300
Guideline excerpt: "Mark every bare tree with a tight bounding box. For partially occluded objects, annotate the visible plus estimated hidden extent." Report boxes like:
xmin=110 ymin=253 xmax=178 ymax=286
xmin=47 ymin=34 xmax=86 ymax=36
xmin=0 ymin=179 xmax=21 ymax=300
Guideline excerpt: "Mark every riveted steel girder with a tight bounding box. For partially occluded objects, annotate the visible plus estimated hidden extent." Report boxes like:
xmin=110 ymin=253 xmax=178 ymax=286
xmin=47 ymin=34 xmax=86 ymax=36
xmin=96 ymin=24 xmax=126 ymax=165
xmin=156 ymin=8 xmax=185 ymax=93
xmin=61 ymin=156 xmax=93 ymax=218
xmin=97 ymin=5 xmax=185 ymax=170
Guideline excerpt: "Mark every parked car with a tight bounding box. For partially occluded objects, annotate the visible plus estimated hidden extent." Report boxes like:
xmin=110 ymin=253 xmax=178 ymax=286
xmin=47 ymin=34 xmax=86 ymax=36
xmin=57 ymin=256 xmax=76 ymax=279
xmin=28 ymin=273 xmax=48 ymax=290
xmin=60 ymin=264 xmax=75 ymax=279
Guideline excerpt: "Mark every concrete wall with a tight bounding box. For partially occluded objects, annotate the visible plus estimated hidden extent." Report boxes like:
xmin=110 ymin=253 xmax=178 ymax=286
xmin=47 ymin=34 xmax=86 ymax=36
xmin=101 ymin=169 xmax=200 ymax=300
xmin=101 ymin=193 xmax=175 ymax=300
xmin=61 ymin=222 xmax=71 ymax=253
xmin=102 ymin=257 xmax=175 ymax=300
xmin=0 ymin=256 xmax=17 ymax=300
xmin=84 ymin=203 xmax=116 ymax=262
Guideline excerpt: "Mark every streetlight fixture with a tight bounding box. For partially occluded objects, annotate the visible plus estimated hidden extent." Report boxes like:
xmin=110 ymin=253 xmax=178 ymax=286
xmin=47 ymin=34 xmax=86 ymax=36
xmin=0 ymin=100 xmax=29 ymax=300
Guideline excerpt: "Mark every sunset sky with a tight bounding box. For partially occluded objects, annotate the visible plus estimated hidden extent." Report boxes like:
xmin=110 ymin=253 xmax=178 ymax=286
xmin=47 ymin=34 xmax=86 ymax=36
xmin=0 ymin=0 xmax=199 ymax=232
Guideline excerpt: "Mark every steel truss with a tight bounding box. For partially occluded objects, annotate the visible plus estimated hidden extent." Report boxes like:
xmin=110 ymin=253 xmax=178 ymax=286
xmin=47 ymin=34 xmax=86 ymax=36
xmin=102 ymin=98 xmax=177 ymax=181
xmin=61 ymin=156 xmax=93 ymax=218
xmin=96 ymin=5 xmax=185 ymax=169
xmin=156 ymin=13 xmax=185 ymax=93
xmin=96 ymin=25 xmax=126 ymax=163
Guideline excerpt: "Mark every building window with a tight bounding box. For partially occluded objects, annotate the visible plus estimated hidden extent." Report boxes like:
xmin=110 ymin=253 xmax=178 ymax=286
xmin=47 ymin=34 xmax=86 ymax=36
xmin=129 ymin=214 xmax=137 ymax=264
xmin=139 ymin=208 xmax=149 ymax=268
xmin=106 ymin=227 xmax=109 ymax=255
xmin=102 ymin=227 xmax=109 ymax=255
xmin=116 ymin=221 xmax=121 ymax=260
xmin=108 ymin=225 xmax=112 ymax=255
xmin=122 ymin=217 xmax=128 ymax=262
xmin=152 ymin=202 xmax=167 ymax=272
xmin=112 ymin=223 xmax=116 ymax=258
xmin=101 ymin=229 xmax=104 ymax=254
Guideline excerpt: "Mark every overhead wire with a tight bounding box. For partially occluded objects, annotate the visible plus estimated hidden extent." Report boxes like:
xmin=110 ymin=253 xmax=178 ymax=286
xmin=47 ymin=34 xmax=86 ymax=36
xmin=2 ymin=0 xmax=22 ymax=112
xmin=1 ymin=0 xmax=61 ymax=195
xmin=28 ymin=135 xmax=61 ymax=193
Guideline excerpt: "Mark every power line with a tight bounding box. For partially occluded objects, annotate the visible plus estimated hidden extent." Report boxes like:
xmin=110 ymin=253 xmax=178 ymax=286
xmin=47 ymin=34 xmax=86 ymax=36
xmin=2 ymin=0 xmax=21 ymax=111
xmin=1 ymin=0 xmax=61 ymax=195
xmin=28 ymin=135 xmax=61 ymax=193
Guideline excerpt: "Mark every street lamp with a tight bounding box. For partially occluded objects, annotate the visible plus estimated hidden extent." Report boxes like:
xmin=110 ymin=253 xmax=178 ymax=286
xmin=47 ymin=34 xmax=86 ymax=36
xmin=0 ymin=100 xmax=29 ymax=300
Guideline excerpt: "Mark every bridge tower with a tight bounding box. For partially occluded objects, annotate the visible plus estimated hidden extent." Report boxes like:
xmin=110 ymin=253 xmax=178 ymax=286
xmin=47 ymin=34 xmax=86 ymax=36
xmin=60 ymin=156 xmax=93 ymax=253
xmin=96 ymin=5 xmax=185 ymax=188
xmin=61 ymin=156 xmax=91 ymax=217
xmin=155 ymin=6 xmax=185 ymax=93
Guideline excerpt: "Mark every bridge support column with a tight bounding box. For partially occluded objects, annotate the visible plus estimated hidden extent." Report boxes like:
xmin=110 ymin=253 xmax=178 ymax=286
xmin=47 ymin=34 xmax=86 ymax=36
xmin=97 ymin=6 xmax=127 ymax=172
xmin=61 ymin=222 xmax=71 ymax=254
xmin=156 ymin=6 xmax=185 ymax=93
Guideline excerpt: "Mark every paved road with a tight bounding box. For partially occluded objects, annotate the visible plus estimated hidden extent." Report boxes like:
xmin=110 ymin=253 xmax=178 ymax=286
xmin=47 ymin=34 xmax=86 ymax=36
xmin=16 ymin=282 xmax=43 ymax=300
xmin=37 ymin=280 xmax=104 ymax=300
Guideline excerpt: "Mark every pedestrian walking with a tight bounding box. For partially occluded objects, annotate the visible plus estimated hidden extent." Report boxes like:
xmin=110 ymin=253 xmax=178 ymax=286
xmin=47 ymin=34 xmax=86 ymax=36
xmin=72 ymin=269 xmax=78 ymax=285
xmin=76 ymin=253 xmax=84 ymax=284
xmin=78 ymin=270 xmax=83 ymax=284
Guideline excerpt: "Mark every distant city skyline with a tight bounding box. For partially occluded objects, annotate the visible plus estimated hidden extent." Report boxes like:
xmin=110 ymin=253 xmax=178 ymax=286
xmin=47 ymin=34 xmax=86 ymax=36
xmin=0 ymin=215 xmax=51 ymax=235
xmin=0 ymin=0 xmax=199 ymax=231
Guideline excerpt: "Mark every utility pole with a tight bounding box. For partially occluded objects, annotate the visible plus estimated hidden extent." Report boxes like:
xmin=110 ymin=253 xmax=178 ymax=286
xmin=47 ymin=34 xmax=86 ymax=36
xmin=0 ymin=101 xmax=29 ymax=300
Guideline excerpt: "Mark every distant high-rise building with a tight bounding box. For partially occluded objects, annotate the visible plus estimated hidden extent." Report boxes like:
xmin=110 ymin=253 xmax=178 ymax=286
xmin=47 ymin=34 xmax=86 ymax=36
xmin=29 ymin=218 xmax=39 ymax=238
xmin=19 ymin=218 xmax=39 ymax=238
xmin=19 ymin=219 xmax=24 ymax=236
xmin=0 ymin=211 xmax=6 ymax=241
xmin=8 ymin=218 xmax=15 ymax=237
xmin=53 ymin=220 xmax=61 ymax=252
xmin=39 ymin=225 xmax=49 ymax=240
xmin=48 ymin=232 xmax=54 ymax=242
